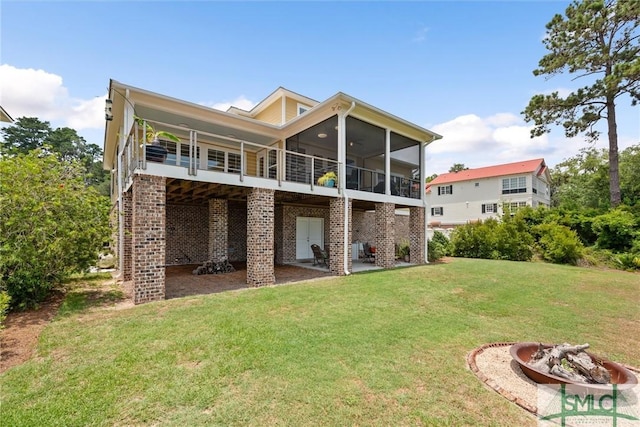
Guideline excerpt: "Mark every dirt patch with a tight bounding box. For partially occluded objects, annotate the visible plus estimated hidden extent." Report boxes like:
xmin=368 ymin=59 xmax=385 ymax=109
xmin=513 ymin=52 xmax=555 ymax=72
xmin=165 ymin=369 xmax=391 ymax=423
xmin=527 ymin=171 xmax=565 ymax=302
xmin=0 ymin=291 xmax=64 ymax=373
xmin=1 ymin=275 xmax=131 ymax=374
xmin=1 ymin=264 xmax=331 ymax=373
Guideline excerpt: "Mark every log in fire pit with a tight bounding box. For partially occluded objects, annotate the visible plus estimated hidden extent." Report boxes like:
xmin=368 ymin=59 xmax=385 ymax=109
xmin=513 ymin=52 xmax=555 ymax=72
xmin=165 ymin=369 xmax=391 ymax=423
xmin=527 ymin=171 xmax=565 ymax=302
xmin=510 ymin=342 xmax=637 ymax=391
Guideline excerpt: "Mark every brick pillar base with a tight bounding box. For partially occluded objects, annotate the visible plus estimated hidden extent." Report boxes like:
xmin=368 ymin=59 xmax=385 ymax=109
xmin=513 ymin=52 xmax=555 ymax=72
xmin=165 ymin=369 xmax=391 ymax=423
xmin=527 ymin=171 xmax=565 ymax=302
xmin=247 ymin=188 xmax=275 ymax=287
xmin=409 ymin=206 xmax=425 ymax=264
xmin=329 ymin=198 xmax=351 ymax=275
xmin=132 ymin=175 xmax=165 ymax=304
xmin=375 ymin=202 xmax=395 ymax=269
xmin=209 ymin=199 xmax=228 ymax=261
xmin=122 ymin=191 xmax=133 ymax=281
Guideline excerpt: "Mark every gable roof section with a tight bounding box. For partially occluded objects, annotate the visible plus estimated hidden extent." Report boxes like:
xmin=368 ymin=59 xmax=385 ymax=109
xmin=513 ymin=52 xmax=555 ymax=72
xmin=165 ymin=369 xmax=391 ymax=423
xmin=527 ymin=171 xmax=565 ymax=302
xmin=427 ymin=158 xmax=546 ymax=190
xmin=227 ymin=87 xmax=319 ymax=118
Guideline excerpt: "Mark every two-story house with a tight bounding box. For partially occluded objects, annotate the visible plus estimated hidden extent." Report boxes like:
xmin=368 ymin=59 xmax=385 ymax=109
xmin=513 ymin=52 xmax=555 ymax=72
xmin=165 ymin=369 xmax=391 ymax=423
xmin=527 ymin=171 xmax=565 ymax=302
xmin=103 ymin=81 xmax=443 ymax=304
xmin=425 ymin=159 xmax=551 ymax=228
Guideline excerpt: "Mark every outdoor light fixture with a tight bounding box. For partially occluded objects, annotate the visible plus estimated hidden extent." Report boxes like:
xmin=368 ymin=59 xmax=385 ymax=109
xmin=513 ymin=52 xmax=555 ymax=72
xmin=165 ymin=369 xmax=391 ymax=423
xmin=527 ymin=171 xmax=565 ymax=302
xmin=318 ymin=132 xmax=327 ymax=138
xmin=105 ymin=99 xmax=113 ymax=121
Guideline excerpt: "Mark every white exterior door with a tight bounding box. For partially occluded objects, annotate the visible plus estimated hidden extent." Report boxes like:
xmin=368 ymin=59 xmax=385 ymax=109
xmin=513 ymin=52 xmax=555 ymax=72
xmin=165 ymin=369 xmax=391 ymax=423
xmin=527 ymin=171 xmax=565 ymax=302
xmin=295 ymin=217 xmax=324 ymax=259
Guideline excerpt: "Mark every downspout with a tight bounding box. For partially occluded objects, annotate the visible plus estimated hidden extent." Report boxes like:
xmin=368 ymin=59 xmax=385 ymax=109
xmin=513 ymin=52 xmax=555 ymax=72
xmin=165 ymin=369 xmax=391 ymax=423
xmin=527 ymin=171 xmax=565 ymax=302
xmin=423 ymin=135 xmax=439 ymax=264
xmin=342 ymin=101 xmax=356 ymax=275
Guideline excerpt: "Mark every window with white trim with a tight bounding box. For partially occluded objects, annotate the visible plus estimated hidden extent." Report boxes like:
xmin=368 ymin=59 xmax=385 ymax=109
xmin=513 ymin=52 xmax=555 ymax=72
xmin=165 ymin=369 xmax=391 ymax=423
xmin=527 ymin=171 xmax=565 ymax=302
xmin=508 ymin=201 xmax=528 ymax=213
xmin=482 ymin=203 xmax=498 ymax=214
xmin=207 ymin=148 xmax=241 ymax=174
xmin=437 ymin=185 xmax=453 ymax=195
xmin=431 ymin=207 xmax=444 ymax=216
xmin=502 ymin=176 xmax=527 ymax=194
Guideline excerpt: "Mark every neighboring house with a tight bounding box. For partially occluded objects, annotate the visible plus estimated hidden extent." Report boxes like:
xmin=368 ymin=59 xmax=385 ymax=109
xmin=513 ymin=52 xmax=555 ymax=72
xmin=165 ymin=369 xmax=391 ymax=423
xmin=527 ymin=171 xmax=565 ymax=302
xmin=103 ymin=81 xmax=443 ymax=304
xmin=0 ymin=106 xmax=14 ymax=123
xmin=426 ymin=159 xmax=551 ymax=227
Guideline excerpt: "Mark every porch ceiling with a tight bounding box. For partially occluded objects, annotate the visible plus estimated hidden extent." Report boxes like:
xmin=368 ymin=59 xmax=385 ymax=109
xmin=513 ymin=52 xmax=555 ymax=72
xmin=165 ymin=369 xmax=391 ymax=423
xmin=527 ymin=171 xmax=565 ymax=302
xmin=165 ymin=179 xmax=417 ymax=212
xmin=166 ymin=178 xmax=345 ymax=207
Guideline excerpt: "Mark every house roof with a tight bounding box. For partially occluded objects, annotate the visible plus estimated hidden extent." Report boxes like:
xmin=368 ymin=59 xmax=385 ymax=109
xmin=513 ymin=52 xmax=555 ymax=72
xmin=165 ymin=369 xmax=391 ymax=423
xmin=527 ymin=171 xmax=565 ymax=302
xmin=0 ymin=105 xmax=14 ymax=123
xmin=426 ymin=158 xmax=547 ymax=191
xmin=104 ymin=80 xmax=444 ymax=169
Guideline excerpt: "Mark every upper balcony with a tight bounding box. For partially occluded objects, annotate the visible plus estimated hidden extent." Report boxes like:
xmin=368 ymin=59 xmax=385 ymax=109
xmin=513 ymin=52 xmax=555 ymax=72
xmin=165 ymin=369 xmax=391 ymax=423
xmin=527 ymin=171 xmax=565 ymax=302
xmin=118 ymin=116 xmax=425 ymax=207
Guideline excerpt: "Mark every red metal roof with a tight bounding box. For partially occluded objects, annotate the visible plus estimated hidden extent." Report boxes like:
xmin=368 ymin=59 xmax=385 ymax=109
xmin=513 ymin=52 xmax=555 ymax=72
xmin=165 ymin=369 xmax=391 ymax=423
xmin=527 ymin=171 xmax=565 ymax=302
xmin=426 ymin=158 xmax=546 ymax=191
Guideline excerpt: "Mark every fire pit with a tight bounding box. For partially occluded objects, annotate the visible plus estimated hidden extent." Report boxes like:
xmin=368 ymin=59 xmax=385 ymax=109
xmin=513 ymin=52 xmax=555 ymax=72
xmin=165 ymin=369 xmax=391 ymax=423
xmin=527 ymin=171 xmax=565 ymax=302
xmin=510 ymin=342 xmax=638 ymax=391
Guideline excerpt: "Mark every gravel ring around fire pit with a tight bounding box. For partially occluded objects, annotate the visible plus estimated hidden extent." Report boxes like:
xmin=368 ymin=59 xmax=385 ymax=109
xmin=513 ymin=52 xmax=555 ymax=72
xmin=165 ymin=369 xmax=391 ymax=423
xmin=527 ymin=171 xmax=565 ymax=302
xmin=467 ymin=342 xmax=640 ymax=416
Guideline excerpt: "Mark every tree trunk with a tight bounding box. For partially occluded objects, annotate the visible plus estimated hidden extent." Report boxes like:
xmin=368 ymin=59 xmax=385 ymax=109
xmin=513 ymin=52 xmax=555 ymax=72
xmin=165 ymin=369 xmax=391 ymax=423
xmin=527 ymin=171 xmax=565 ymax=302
xmin=606 ymin=95 xmax=621 ymax=207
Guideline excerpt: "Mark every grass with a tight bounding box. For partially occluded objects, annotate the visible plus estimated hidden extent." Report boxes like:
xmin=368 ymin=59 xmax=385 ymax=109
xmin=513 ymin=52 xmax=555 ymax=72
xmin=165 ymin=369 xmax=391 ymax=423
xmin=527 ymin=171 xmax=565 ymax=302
xmin=58 ymin=272 xmax=126 ymax=317
xmin=1 ymin=258 xmax=638 ymax=426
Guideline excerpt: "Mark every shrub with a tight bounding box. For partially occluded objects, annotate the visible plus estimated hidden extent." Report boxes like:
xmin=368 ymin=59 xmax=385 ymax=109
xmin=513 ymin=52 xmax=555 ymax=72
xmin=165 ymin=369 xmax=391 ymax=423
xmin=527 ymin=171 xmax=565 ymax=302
xmin=427 ymin=238 xmax=446 ymax=262
xmin=591 ymin=208 xmax=638 ymax=252
xmin=0 ymin=151 xmax=111 ymax=309
xmin=615 ymin=253 xmax=640 ymax=271
xmin=494 ymin=218 xmax=534 ymax=261
xmin=451 ymin=217 xmax=534 ymax=262
xmin=431 ymin=230 xmax=451 ymax=256
xmin=451 ymin=219 xmax=499 ymax=259
xmin=0 ymin=291 xmax=10 ymax=330
xmin=533 ymin=223 xmax=584 ymax=265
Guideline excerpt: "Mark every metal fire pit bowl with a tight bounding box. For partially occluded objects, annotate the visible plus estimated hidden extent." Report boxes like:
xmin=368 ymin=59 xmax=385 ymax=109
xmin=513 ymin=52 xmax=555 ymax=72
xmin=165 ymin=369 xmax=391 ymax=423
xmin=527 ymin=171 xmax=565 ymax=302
xmin=510 ymin=342 xmax=638 ymax=391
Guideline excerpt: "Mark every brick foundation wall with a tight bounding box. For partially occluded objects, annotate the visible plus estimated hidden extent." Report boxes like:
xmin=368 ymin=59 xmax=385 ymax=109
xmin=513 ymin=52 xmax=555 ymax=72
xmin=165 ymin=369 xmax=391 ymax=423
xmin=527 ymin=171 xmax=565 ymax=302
xmin=375 ymin=203 xmax=395 ymax=268
xmin=353 ymin=210 xmax=409 ymax=248
xmin=274 ymin=206 xmax=283 ymax=264
xmin=209 ymin=199 xmax=228 ymax=261
xmin=165 ymin=204 xmax=209 ymax=265
xmin=329 ymin=198 xmax=351 ymax=275
xmin=132 ymin=175 xmax=165 ymax=304
xmin=409 ymin=207 xmax=425 ymax=264
xmin=280 ymin=205 xmax=331 ymax=263
xmin=247 ymin=188 xmax=275 ymax=287
xmin=228 ymin=206 xmax=247 ymax=262
xmin=122 ymin=191 xmax=132 ymax=281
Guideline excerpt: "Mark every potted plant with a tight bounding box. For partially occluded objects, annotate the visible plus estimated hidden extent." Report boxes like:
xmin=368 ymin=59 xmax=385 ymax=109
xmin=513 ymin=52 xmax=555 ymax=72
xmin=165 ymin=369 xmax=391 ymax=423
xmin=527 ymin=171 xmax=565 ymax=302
xmin=397 ymin=239 xmax=410 ymax=262
xmin=135 ymin=116 xmax=181 ymax=162
xmin=317 ymin=171 xmax=338 ymax=187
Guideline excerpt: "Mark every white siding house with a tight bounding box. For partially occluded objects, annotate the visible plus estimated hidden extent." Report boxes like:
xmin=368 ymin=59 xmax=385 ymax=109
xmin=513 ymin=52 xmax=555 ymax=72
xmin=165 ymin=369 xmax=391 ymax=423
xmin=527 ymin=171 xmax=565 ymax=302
xmin=426 ymin=159 xmax=551 ymax=227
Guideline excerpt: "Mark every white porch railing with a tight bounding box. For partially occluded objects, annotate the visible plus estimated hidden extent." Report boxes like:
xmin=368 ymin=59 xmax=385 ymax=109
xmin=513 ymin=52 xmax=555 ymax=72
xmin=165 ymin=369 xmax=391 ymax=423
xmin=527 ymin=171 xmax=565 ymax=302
xmin=118 ymin=118 xmax=420 ymax=200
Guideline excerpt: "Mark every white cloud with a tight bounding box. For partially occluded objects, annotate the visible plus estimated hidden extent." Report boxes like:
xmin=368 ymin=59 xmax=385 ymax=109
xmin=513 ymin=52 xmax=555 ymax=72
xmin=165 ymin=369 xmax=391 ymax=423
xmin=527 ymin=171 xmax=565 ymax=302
xmin=0 ymin=64 xmax=105 ymax=131
xmin=542 ymin=87 xmax=574 ymax=98
xmin=202 ymin=96 xmax=256 ymax=112
xmin=426 ymin=112 xmax=568 ymax=174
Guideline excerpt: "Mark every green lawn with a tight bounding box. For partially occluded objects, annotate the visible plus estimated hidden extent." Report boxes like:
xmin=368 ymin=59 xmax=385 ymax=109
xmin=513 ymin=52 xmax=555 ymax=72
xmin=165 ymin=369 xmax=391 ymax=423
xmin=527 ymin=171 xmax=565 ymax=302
xmin=2 ymin=258 xmax=638 ymax=426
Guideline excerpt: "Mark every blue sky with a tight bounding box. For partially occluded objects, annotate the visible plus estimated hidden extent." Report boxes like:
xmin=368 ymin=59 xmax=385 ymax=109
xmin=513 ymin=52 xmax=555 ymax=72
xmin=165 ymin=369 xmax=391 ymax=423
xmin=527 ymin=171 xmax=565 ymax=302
xmin=1 ymin=1 xmax=638 ymax=174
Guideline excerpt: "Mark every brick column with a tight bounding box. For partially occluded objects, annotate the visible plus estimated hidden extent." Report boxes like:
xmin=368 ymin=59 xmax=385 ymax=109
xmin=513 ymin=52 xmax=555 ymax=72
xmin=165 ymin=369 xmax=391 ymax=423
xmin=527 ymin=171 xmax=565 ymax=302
xmin=132 ymin=175 xmax=166 ymax=304
xmin=375 ymin=202 xmax=395 ymax=269
xmin=247 ymin=188 xmax=275 ymax=287
xmin=329 ymin=198 xmax=352 ymax=275
xmin=208 ymin=199 xmax=228 ymax=261
xmin=122 ymin=191 xmax=133 ymax=281
xmin=409 ymin=206 xmax=425 ymax=264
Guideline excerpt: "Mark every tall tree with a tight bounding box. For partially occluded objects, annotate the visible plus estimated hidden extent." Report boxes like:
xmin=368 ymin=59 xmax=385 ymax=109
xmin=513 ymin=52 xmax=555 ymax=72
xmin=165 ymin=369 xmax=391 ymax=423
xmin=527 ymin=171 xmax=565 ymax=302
xmin=0 ymin=117 xmax=52 ymax=155
xmin=0 ymin=117 xmax=109 ymax=195
xmin=449 ymin=163 xmax=468 ymax=173
xmin=523 ymin=0 xmax=640 ymax=207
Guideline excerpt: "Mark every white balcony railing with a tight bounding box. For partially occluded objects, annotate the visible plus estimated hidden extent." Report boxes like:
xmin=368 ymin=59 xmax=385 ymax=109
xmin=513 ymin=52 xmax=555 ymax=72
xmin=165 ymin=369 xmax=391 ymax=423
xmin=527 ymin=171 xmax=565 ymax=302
xmin=118 ymin=119 xmax=421 ymax=200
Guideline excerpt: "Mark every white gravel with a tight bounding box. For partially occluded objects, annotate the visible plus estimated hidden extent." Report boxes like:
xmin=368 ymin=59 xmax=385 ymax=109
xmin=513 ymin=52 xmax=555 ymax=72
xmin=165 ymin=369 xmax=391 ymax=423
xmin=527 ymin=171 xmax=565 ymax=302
xmin=470 ymin=344 xmax=640 ymax=415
